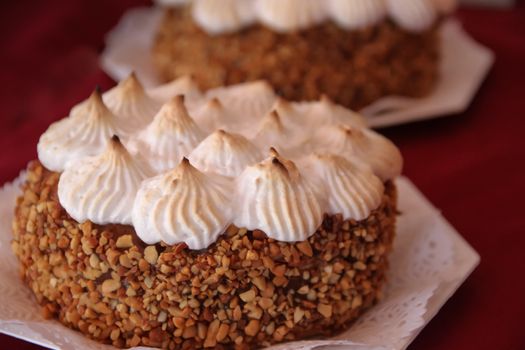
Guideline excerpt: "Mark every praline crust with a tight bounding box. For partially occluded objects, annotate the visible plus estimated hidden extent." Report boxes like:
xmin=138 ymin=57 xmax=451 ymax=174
xmin=13 ymin=161 xmax=397 ymax=349
xmin=153 ymin=7 xmax=439 ymax=110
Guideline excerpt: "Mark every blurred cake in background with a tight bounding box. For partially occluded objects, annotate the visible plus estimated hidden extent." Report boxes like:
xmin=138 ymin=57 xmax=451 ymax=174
xmin=153 ymin=0 xmax=456 ymax=110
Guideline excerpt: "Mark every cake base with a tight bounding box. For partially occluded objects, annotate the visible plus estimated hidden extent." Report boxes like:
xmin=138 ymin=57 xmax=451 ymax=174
xmin=12 ymin=161 xmax=397 ymax=349
xmin=153 ymin=8 xmax=440 ymax=111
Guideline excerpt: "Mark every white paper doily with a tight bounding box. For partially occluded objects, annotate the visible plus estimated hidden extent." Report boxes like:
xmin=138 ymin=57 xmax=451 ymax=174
xmin=0 ymin=174 xmax=479 ymax=350
xmin=99 ymin=6 xmax=494 ymax=128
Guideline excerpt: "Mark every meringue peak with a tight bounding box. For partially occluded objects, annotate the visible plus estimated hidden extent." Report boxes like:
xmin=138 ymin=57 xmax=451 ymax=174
xmin=234 ymin=151 xmax=324 ymax=242
xmin=207 ymin=97 xmax=223 ymax=110
xmin=186 ymin=0 xmax=442 ymax=34
xmin=71 ymin=88 xmax=115 ymax=123
xmin=147 ymin=75 xmax=203 ymax=103
xmin=273 ymin=97 xmax=293 ymax=114
xmin=189 ymin=129 xmax=263 ymax=177
xmin=306 ymin=153 xmax=384 ymax=221
xmin=132 ymin=154 xmax=233 ymax=249
xmin=37 ymin=90 xmax=119 ymax=172
xmin=258 ymin=110 xmax=285 ymax=136
xmin=135 ymin=96 xmax=205 ymax=173
xmin=154 ymin=95 xmax=196 ymax=129
xmin=118 ymin=72 xmax=145 ymax=97
xmin=268 ymin=151 xmax=301 ymax=181
xmin=269 ymin=146 xmax=280 ymax=158
xmin=178 ymin=156 xmax=195 ymax=173
xmin=57 ymin=134 xmax=152 ymax=225
xmin=102 ymin=72 xmax=160 ymax=132
xmin=105 ymin=135 xmax=134 ymax=162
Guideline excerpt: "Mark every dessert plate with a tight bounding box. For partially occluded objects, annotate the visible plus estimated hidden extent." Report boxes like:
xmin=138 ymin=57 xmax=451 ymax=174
xmin=100 ymin=6 xmax=494 ymax=129
xmin=0 ymin=174 xmax=479 ymax=350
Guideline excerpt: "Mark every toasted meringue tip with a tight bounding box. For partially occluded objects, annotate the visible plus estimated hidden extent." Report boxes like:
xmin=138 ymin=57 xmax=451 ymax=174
xmin=181 ymin=74 xmax=196 ymax=83
xmin=274 ymin=96 xmax=292 ymax=109
xmin=108 ymin=134 xmax=129 ymax=154
xmin=320 ymin=94 xmax=334 ymax=105
xmin=111 ymin=134 xmax=121 ymax=143
xmin=269 ymin=110 xmax=280 ymax=119
xmin=337 ymin=124 xmax=354 ymax=135
xmin=269 ymin=153 xmax=295 ymax=178
xmin=174 ymin=94 xmax=185 ymax=103
xmin=208 ymin=97 xmax=223 ymax=108
xmin=88 ymin=87 xmax=107 ymax=106
xmin=119 ymin=71 xmax=144 ymax=91
xmin=269 ymin=147 xmax=280 ymax=157
xmin=164 ymin=95 xmax=189 ymax=115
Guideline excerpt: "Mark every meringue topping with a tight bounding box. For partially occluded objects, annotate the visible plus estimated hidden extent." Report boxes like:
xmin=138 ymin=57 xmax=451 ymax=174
xmin=132 ymin=158 xmax=232 ymax=249
xmin=253 ymin=110 xmax=286 ymax=146
xmin=103 ymin=73 xmax=160 ymax=132
xmin=191 ymin=98 xmax=228 ymax=133
xmin=255 ymin=0 xmax=326 ymax=32
xmin=57 ymin=136 xmax=153 ymax=225
xmin=386 ymin=0 xmax=437 ymax=32
xmin=133 ymin=95 xmax=205 ymax=173
xmin=206 ymin=81 xmax=277 ymax=131
xmin=189 ymin=130 xmax=263 ymax=177
xmin=147 ymin=75 xmax=202 ymax=103
xmin=305 ymin=154 xmax=384 ymax=220
xmin=37 ymin=89 xmax=119 ymax=172
xmin=165 ymin=0 xmax=454 ymax=34
xmin=313 ymin=125 xmax=403 ymax=181
xmin=193 ymin=0 xmax=255 ymax=35
xmin=234 ymin=150 xmax=324 ymax=242
xmin=328 ymin=0 xmax=387 ymax=30
xmin=307 ymin=95 xmax=368 ymax=129
xmin=44 ymin=76 xmax=403 ymax=250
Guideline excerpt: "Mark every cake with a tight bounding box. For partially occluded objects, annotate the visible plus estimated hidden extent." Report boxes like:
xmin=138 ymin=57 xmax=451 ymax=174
xmin=12 ymin=74 xmax=403 ymax=349
xmin=153 ymin=0 xmax=456 ymax=110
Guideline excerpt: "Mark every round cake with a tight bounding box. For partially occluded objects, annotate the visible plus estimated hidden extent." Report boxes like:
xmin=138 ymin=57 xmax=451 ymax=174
xmin=153 ymin=0 xmax=456 ymax=110
xmin=12 ymin=75 xmax=403 ymax=349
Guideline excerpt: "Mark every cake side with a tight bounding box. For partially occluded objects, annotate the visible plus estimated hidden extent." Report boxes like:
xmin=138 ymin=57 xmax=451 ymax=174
xmin=153 ymin=7 xmax=440 ymax=110
xmin=12 ymin=161 xmax=397 ymax=349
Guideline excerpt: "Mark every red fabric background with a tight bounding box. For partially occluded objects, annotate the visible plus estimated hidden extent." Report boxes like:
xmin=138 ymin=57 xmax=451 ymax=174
xmin=1 ymin=1 xmax=524 ymax=349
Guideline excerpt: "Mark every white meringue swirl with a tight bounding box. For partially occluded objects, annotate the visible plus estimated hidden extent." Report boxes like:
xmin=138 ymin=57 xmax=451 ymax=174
xmin=103 ymin=73 xmax=160 ymax=132
xmin=193 ymin=0 xmax=255 ymax=35
xmin=234 ymin=150 xmax=324 ymax=242
xmin=132 ymin=96 xmax=205 ymax=173
xmin=306 ymin=95 xmax=368 ymax=129
xmin=57 ymin=136 xmax=152 ymax=225
xmin=386 ymin=0 xmax=437 ymax=32
xmin=190 ymin=98 xmax=228 ymax=133
xmin=37 ymin=89 xmax=119 ymax=172
xmin=305 ymin=154 xmax=384 ymax=221
xmin=328 ymin=0 xmax=387 ymax=30
xmin=255 ymin=0 xmax=326 ymax=32
xmin=132 ymin=158 xmax=233 ymax=249
xmin=147 ymin=75 xmax=202 ymax=103
xmin=165 ymin=0 xmax=453 ymax=34
xmin=189 ymin=130 xmax=263 ymax=177
xmin=41 ymin=77 xmax=403 ymax=250
xmin=206 ymin=81 xmax=277 ymax=131
xmin=313 ymin=125 xmax=403 ymax=181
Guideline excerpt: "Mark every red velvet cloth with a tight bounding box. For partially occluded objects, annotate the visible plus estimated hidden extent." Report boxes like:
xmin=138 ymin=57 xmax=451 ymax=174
xmin=1 ymin=1 xmax=524 ymax=349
